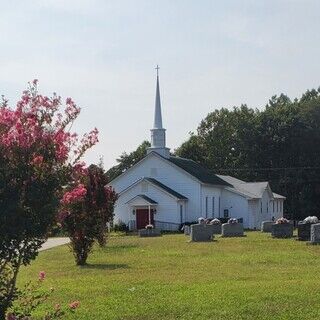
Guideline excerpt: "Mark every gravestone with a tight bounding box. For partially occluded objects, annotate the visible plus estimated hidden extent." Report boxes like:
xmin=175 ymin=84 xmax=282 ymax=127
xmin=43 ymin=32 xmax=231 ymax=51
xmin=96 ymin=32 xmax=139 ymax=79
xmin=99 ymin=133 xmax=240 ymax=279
xmin=309 ymin=223 xmax=320 ymax=244
xmin=190 ymin=224 xmax=214 ymax=242
xmin=297 ymin=222 xmax=311 ymax=241
xmin=139 ymin=229 xmax=161 ymax=237
xmin=271 ymin=224 xmax=293 ymax=238
xmin=261 ymin=221 xmax=274 ymax=233
xmin=221 ymin=223 xmax=244 ymax=237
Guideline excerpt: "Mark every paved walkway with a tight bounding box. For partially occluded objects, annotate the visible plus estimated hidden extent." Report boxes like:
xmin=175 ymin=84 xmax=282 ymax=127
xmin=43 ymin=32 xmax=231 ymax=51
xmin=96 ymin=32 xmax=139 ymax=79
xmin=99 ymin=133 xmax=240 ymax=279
xmin=39 ymin=237 xmax=70 ymax=252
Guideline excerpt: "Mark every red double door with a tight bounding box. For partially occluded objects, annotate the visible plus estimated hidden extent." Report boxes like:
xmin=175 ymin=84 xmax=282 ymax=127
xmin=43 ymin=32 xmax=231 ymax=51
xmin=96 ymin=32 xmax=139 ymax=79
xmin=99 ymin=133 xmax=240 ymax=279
xmin=136 ymin=209 xmax=154 ymax=229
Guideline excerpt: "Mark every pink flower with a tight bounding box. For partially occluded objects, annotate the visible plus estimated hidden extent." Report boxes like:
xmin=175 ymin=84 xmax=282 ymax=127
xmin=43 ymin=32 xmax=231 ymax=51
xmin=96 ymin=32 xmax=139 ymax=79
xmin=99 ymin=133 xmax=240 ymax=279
xmin=61 ymin=184 xmax=87 ymax=205
xmin=69 ymin=301 xmax=80 ymax=309
xmin=39 ymin=271 xmax=46 ymax=281
xmin=31 ymin=155 xmax=44 ymax=166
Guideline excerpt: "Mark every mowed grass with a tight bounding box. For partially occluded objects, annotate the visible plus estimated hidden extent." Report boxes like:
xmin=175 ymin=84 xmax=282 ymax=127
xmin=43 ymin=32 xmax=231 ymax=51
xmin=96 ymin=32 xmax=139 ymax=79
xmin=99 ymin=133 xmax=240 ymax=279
xmin=18 ymin=232 xmax=320 ymax=320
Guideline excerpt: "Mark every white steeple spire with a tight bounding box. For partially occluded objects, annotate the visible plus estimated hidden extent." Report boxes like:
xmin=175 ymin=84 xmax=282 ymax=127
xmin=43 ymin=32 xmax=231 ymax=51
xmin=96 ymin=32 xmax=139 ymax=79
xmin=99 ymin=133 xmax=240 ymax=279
xmin=147 ymin=65 xmax=170 ymax=158
xmin=153 ymin=65 xmax=163 ymax=129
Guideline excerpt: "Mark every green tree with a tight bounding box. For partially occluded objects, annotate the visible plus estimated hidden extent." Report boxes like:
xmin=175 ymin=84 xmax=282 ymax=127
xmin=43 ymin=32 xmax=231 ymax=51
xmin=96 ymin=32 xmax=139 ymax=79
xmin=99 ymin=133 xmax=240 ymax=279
xmin=106 ymin=140 xmax=150 ymax=181
xmin=175 ymin=89 xmax=320 ymax=220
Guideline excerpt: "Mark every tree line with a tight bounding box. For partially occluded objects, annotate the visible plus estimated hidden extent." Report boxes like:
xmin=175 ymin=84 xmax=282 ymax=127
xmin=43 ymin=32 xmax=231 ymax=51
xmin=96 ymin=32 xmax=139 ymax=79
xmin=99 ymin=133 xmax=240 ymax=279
xmin=107 ymin=88 xmax=320 ymax=220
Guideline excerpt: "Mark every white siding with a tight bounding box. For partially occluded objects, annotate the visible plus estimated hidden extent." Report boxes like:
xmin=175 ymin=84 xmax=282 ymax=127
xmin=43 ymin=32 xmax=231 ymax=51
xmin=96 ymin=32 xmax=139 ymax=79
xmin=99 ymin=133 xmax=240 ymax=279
xmin=221 ymin=189 xmax=250 ymax=227
xmin=113 ymin=180 xmax=180 ymax=226
xmin=110 ymin=153 xmax=202 ymax=222
xmin=200 ymin=185 xmax=222 ymax=219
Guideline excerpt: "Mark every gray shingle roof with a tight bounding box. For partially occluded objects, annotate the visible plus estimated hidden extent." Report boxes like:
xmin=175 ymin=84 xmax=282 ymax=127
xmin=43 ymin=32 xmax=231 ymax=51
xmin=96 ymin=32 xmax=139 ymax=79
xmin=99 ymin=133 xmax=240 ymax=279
xmin=168 ymin=157 xmax=231 ymax=186
xmin=217 ymin=174 xmax=285 ymax=199
xmin=144 ymin=177 xmax=188 ymax=200
xmin=126 ymin=194 xmax=158 ymax=205
xmin=137 ymin=195 xmax=158 ymax=204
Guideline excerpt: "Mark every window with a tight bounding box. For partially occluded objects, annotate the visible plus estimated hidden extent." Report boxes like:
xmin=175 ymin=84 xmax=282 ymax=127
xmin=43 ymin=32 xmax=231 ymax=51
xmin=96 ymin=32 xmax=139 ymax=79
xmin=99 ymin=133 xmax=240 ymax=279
xmin=277 ymin=201 xmax=279 ymax=212
xmin=180 ymin=204 xmax=183 ymax=223
xmin=212 ymin=197 xmax=215 ymax=217
xmin=205 ymin=197 xmax=208 ymax=218
xmin=218 ymin=197 xmax=221 ymax=217
xmin=267 ymin=202 xmax=268 ymax=213
xmin=273 ymin=201 xmax=275 ymax=212
xmin=224 ymin=209 xmax=229 ymax=218
xmin=260 ymin=201 xmax=262 ymax=213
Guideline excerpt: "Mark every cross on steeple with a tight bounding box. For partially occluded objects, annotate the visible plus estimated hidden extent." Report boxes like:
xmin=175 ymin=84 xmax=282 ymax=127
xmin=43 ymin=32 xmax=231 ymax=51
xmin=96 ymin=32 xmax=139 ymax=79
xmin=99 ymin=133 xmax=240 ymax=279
xmin=155 ymin=65 xmax=160 ymax=77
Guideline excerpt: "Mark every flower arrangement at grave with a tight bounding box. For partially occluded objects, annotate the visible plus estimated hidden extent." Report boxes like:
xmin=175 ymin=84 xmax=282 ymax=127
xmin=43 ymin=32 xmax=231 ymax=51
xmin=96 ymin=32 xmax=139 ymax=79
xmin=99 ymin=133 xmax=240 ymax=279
xmin=145 ymin=224 xmax=154 ymax=230
xmin=228 ymin=218 xmax=238 ymax=224
xmin=275 ymin=217 xmax=290 ymax=224
xmin=198 ymin=217 xmax=205 ymax=224
xmin=210 ymin=218 xmax=222 ymax=225
xmin=302 ymin=216 xmax=319 ymax=224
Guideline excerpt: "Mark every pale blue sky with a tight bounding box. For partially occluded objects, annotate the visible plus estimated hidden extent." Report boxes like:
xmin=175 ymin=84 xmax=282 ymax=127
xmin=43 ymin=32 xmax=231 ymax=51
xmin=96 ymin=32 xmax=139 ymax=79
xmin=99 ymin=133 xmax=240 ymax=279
xmin=1 ymin=0 xmax=320 ymax=168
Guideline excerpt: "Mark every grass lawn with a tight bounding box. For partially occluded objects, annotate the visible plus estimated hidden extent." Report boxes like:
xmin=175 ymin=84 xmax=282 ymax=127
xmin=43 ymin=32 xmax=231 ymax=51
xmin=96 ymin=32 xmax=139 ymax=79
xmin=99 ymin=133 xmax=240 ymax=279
xmin=18 ymin=232 xmax=320 ymax=320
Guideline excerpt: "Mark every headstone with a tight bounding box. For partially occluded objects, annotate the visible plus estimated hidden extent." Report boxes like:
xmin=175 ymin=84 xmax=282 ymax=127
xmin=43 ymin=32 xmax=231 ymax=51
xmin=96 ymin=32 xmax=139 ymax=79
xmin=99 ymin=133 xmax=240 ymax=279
xmin=184 ymin=225 xmax=191 ymax=235
xmin=271 ymin=223 xmax=293 ymax=238
xmin=309 ymin=223 xmax=320 ymax=244
xmin=221 ymin=223 xmax=244 ymax=237
xmin=190 ymin=224 xmax=214 ymax=242
xmin=139 ymin=229 xmax=161 ymax=237
xmin=261 ymin=221 xmax=274 ymax=233
xmin=297 ymin=222 xmax=311 ymax=241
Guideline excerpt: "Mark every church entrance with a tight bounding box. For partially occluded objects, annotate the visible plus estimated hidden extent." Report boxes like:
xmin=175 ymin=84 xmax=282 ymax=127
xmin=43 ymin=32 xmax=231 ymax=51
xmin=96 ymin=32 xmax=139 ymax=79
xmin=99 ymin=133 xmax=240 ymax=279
xmin=136 ymin=208 xmax=154 ymax=229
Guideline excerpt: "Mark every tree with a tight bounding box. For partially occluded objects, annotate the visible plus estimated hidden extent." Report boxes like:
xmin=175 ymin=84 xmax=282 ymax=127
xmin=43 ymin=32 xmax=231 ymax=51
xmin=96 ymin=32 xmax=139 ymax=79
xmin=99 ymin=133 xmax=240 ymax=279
xmin=175 ymin=89 xmax=320 ymax=220
xmin=106 ymin=140 xmax=150 ymax=181
xmin=0 ymin=80 xmax=98 ymax=318
xmin=59 ymin=165 xmax=118 ymax=265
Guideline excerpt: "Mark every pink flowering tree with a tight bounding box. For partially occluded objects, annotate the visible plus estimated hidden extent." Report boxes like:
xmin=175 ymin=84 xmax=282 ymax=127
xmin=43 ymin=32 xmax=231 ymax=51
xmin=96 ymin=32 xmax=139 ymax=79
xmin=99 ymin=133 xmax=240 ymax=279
xmin=0 ymin=81 xmax=98 ymax=318
xmin=59 ymin=164 xmax=118 ymax=265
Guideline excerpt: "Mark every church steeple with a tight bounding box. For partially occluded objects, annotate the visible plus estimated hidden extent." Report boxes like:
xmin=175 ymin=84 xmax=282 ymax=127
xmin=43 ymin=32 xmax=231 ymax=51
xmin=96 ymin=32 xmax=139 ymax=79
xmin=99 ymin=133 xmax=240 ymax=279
xmin=153 ymin=66 xmax=163 ymax=129
xmin=147 ymin=65 xmax=170 ymax=158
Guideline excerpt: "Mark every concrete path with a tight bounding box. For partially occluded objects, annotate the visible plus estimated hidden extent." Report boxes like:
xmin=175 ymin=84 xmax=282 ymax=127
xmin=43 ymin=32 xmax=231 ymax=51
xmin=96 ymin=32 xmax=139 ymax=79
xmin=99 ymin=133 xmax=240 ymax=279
xmin=39 ymin=237 xmax=70 ymax=252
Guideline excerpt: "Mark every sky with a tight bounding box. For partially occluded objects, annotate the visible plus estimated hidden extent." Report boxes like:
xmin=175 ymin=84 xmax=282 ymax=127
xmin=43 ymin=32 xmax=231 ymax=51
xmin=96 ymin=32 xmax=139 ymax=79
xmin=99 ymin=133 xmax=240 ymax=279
xmin=1 ymin=0 xmax=320 ymax=168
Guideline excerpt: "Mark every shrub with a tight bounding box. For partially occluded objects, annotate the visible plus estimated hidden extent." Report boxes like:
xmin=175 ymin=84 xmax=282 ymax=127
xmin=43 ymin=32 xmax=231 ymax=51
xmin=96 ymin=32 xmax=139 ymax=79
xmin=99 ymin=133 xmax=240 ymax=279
xmin=113 ymin=221 xmax=129 ymax=233
xmin=6 ymin=271 xmax=79 ymax=319
xmin=0 ymin=81 xmax=98 ymax=317
xmin=228 ymin=218 xmax=238 ymax=224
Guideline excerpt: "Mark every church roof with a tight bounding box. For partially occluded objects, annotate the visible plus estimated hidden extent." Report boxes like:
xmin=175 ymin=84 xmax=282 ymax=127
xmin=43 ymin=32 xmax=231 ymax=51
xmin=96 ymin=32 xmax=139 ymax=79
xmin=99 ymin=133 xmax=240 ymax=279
xmin=126 ymin=194 xmax=158 ymax=205
xmin=217 ymin=175 xmax=286 ymax=200
xmin=144 ymin=177 xmax=188 ymax=200
xmin=168 ymin=156 xmax=232 ymax=186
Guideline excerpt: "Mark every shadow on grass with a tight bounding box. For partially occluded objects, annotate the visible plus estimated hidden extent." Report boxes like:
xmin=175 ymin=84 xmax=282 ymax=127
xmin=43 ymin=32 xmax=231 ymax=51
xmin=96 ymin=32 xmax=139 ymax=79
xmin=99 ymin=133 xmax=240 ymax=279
xmin=81 ymin=263 xmax=129 ymax=270
xmin=106 ymin=244 xmax=138 ymax=251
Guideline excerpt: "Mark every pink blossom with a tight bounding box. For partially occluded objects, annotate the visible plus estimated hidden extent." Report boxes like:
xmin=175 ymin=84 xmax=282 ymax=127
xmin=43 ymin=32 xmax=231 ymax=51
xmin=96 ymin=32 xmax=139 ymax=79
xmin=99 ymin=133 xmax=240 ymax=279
xmin=61 ymin=184 xmax=87 ymax=205
xmin=31 ymin=155 xmax=44 ymax=166
xmin=39 ymin=271 xmax=46 ymax=281
xmin=68 ymin=301 xmax=80 ymax=309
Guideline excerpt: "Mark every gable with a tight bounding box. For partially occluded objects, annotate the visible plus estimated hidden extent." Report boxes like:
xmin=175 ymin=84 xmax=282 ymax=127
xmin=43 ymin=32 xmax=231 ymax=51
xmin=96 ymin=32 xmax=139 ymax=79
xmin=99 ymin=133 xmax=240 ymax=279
xmin=120 ymin=177 xmax=188 ymax=200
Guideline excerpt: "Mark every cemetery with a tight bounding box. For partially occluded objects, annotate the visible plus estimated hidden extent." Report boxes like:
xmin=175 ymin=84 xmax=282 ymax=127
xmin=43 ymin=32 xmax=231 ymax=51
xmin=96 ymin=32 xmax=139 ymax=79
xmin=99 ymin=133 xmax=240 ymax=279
xmin=18 ymin=226 xmax=320 ymax=320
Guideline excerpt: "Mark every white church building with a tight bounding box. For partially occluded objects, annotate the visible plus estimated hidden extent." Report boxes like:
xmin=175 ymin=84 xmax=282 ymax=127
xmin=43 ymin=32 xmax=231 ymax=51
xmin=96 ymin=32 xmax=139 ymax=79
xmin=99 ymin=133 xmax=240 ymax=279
xmin=109 ymin=69 xmax=285 ymax=230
